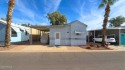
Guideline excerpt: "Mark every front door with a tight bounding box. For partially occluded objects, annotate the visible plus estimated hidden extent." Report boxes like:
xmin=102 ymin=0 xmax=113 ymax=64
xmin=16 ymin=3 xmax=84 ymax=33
xmin=120 ymin=33 xmax=125 ymax=45
xmin=55 ymin=32 xmax=60 ymax=45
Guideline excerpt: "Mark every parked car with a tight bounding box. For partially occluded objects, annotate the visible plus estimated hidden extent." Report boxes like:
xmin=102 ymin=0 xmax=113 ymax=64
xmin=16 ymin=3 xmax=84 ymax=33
xmin=93 ymin=35 xmax=116 ymax=43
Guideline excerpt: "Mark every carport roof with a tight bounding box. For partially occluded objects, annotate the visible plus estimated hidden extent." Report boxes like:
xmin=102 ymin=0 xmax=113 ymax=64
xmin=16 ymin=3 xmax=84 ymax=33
xmin=88 ymin=26 xmax=125 ymax=31
xmin=30 ymin=25 xmax=50 ymax=31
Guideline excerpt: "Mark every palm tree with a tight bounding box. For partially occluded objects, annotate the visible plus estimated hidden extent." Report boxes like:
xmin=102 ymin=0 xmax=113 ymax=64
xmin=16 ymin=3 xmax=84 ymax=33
xmin=99 ymin=0 xmax=117 ymax=47
xmin=5 ymin=0 xmax=15 ymax=47
xmin=109 ymin=16 xmax=125 ymax=27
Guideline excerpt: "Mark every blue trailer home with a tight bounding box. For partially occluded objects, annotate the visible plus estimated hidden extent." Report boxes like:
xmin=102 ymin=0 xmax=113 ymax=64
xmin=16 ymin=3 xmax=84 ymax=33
xmin=0 ymin=20 xmax=30 ymax=45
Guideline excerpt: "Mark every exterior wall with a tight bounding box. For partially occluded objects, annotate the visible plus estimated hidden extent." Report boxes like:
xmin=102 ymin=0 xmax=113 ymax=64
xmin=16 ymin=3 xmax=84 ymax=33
xmin=49 ymin=21 xmax=87 ymax=46
xmin=65 ymin=25 xmax=71 ymax=45
xmin=21 ymin=30 xmax=29 ymax=42
xmin=10 ymin=27 xmax=21 ymax=42
xmin=70 ymin=22 xmax=87 ymax=46
xmin=40 ymin=33 xmax=49 ymax=44
xmin=0 ymin=22 xmax=30 ymax=45
xmin=49 ymin=26 xmax=70 ymax=46
xmin=11 ymin=27 xmax=30 ymax=42
xmin=11 ymin=32 xmax=21 ymax=42
xmin=120 ymin=29 xmax=125 ymax=45
xmin=0 ymin=23 xmax=6 ymax=45
xmin=121 ymin=29 xmax=125 ymax=33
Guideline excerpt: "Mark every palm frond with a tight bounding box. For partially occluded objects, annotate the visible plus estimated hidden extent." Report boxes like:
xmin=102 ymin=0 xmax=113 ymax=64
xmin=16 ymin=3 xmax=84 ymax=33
xmin=108 ymin=0 xmax=118 ymax=5
xmin=99 ymin=3 xmax=105 ymax=8
xmin=102 ymin=0 xmax=108 ymax=4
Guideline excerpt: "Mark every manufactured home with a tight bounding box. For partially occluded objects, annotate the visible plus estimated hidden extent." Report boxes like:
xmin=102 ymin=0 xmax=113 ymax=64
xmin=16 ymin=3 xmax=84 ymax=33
xmin=49 ymin=20 xmax=87 ymax=46
xmin=0 ymin=20 xmax=30 ymax=45
xmin=28 ymin=20 xmax=87 ymax=46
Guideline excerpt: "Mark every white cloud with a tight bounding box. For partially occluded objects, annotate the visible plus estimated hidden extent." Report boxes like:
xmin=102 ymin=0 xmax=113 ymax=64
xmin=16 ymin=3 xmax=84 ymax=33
xmin=110 ymin=0 xmax=125 ymax=26
xmin=14 ymin=0 xmax=61 ymax=25
xmin=110 ymin=0 xmax=125 ymax=17
xmin=15 ymin=0 xmax=36 ymax=20
xmin=73 ymin=1 xmax=104 ymax=30
xmin=43 ymin=0 xmax=61 ymax=13
xmin=75 ymin=0 xmax=125 ymax=30
xmin=12 ymin=18 xmax=33 ymax=24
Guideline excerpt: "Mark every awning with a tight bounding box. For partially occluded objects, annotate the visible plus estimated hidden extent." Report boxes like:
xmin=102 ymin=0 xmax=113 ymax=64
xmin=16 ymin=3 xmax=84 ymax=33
xmin=11 ymin=27 xmax=21 ymax=32
xmin=75 ymin=30 xmax=82 ymax=34
xmin=25 ymin=29 xmax=30 ymax=33
xmin=19 ymin=27 xmax=25 ymax=31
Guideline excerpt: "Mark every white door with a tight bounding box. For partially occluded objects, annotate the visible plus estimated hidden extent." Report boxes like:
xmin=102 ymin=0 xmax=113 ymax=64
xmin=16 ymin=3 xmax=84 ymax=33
xmin=55 ymin=32 xmax=60 ymax=45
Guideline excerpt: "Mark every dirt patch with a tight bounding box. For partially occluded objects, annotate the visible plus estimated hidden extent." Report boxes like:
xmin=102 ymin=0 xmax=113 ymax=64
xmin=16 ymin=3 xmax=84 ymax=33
xmin=0 ymin=45 xmax=16 ymax=51
xmin=67 ymin=46 xmax=87 ymax=51
xmin=79 ymin=42 xmax=112 ymax=50
xmin=80 ymin=46 xmax=112 ymax=50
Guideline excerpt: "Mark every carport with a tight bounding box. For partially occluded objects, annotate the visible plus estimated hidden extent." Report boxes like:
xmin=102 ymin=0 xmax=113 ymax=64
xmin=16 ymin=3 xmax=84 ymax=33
xmin=87 ymin=26 xmax=125 ymax=45
xmin=29 ymin=26 xmax=50 ymax=45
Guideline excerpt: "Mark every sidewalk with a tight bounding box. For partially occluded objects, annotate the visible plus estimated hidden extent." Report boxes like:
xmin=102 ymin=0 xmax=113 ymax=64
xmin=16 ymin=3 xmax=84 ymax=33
xmin=0 ymin=45 xmax=125 ymax=52
xmin=109 ymin=45 xmax=125 ymax=51
xmin=0 ymin=45 xmax=87 ymax=52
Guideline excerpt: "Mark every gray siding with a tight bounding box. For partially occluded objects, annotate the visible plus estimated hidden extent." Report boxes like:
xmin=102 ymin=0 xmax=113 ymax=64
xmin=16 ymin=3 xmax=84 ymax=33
xmin=70 ymin=21 xmax=87 ymax=46
xmin=49 ymin=20 xmax=87 ymax=46
xmin=49 ymin=25 xmax=71 ymax=46
xmin=65 ymin=25 xmax=71 ymax=45
xmin=0 ymin=23 xmax=6 ymax=45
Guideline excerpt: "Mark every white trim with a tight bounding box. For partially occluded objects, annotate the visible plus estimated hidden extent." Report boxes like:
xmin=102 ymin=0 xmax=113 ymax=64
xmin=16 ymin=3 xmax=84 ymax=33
xmin=30 ymin=28 xmax=32 ymax=45
xmin=94 ymin=30 xmax=95 ymax=43
xmin=75 ymin=31 xmax=82 ymax=34
xmin=55 ymin=32 xmax=61 ymax=45
xmin=88 ymin=32 xmax=89 ymax=42
xmin=119 ymin=29 xmax=121 ymax=45
xmin=11 ymin=27 xmax=21 ymax=32
xmin=55 ymin=32 xmax=60 ymax=39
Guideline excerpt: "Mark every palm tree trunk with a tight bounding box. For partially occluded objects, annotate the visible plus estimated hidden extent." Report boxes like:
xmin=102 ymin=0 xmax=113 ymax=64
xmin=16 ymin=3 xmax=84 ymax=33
xmin=5 ymin=0 xmax=15 ymax=47
xmin=102 ymin=2 xmax=110 ymax=47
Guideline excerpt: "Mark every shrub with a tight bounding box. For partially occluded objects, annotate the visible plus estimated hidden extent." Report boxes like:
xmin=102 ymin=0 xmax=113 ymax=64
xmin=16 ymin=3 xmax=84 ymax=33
xmin=85 ymin=46 xmax=91 ymax=49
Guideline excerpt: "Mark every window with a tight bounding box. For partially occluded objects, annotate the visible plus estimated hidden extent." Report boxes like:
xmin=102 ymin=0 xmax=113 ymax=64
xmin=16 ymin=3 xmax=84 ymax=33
xmin=56 ymin=33 xmax=59 ymax=39
xmin=25 ymin=31 xmax=28 ymax=35
xmin=20 ymin=28 xmax=24 ymax=32
xmin=11 ymin=28 xmax=17 ymax=37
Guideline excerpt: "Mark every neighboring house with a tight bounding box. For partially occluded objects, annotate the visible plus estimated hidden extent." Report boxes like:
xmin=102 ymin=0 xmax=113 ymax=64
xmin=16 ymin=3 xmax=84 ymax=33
xmin=87 ymin=26 xmax=125 ymax=45
xmin=49 ymin=20 xmax=87 ymax=46
xmin=0 ymin=20 xmax=30 ymax=45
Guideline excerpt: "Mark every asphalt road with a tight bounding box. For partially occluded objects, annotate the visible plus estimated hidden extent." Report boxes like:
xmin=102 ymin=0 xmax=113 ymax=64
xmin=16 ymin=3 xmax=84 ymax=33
xmin=0 ymin=52 xmax=125 ymax=70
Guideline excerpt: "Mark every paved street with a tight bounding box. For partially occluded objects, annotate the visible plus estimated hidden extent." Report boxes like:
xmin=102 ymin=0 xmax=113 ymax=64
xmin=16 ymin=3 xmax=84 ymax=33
xmin=0 ymin=52 xmax=125 ymax=70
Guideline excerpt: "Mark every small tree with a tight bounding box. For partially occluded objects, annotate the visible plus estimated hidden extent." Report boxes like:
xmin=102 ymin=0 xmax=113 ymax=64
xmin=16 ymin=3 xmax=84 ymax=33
xmin=47 ymin=11 xmax=67 ymax=25
xmin=109 ymin=16 xmax=125 ymax=27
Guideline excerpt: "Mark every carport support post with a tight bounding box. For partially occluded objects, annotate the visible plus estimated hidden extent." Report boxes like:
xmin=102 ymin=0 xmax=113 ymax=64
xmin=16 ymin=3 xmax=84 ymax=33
xmin=94 ymin=30 xmax=95 ymax=43
xmin=30 ymin=27 xmax=32 ymax=45
xmin=88 ymin=32 xmax=89 ymax=42
xmin=119 ymin=28 xmax=121 ymax=46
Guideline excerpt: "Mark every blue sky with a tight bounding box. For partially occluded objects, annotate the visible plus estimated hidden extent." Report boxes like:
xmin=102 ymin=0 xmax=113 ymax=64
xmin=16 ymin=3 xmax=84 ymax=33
xmin=0 ymin=0 xmax=125 ymax=30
